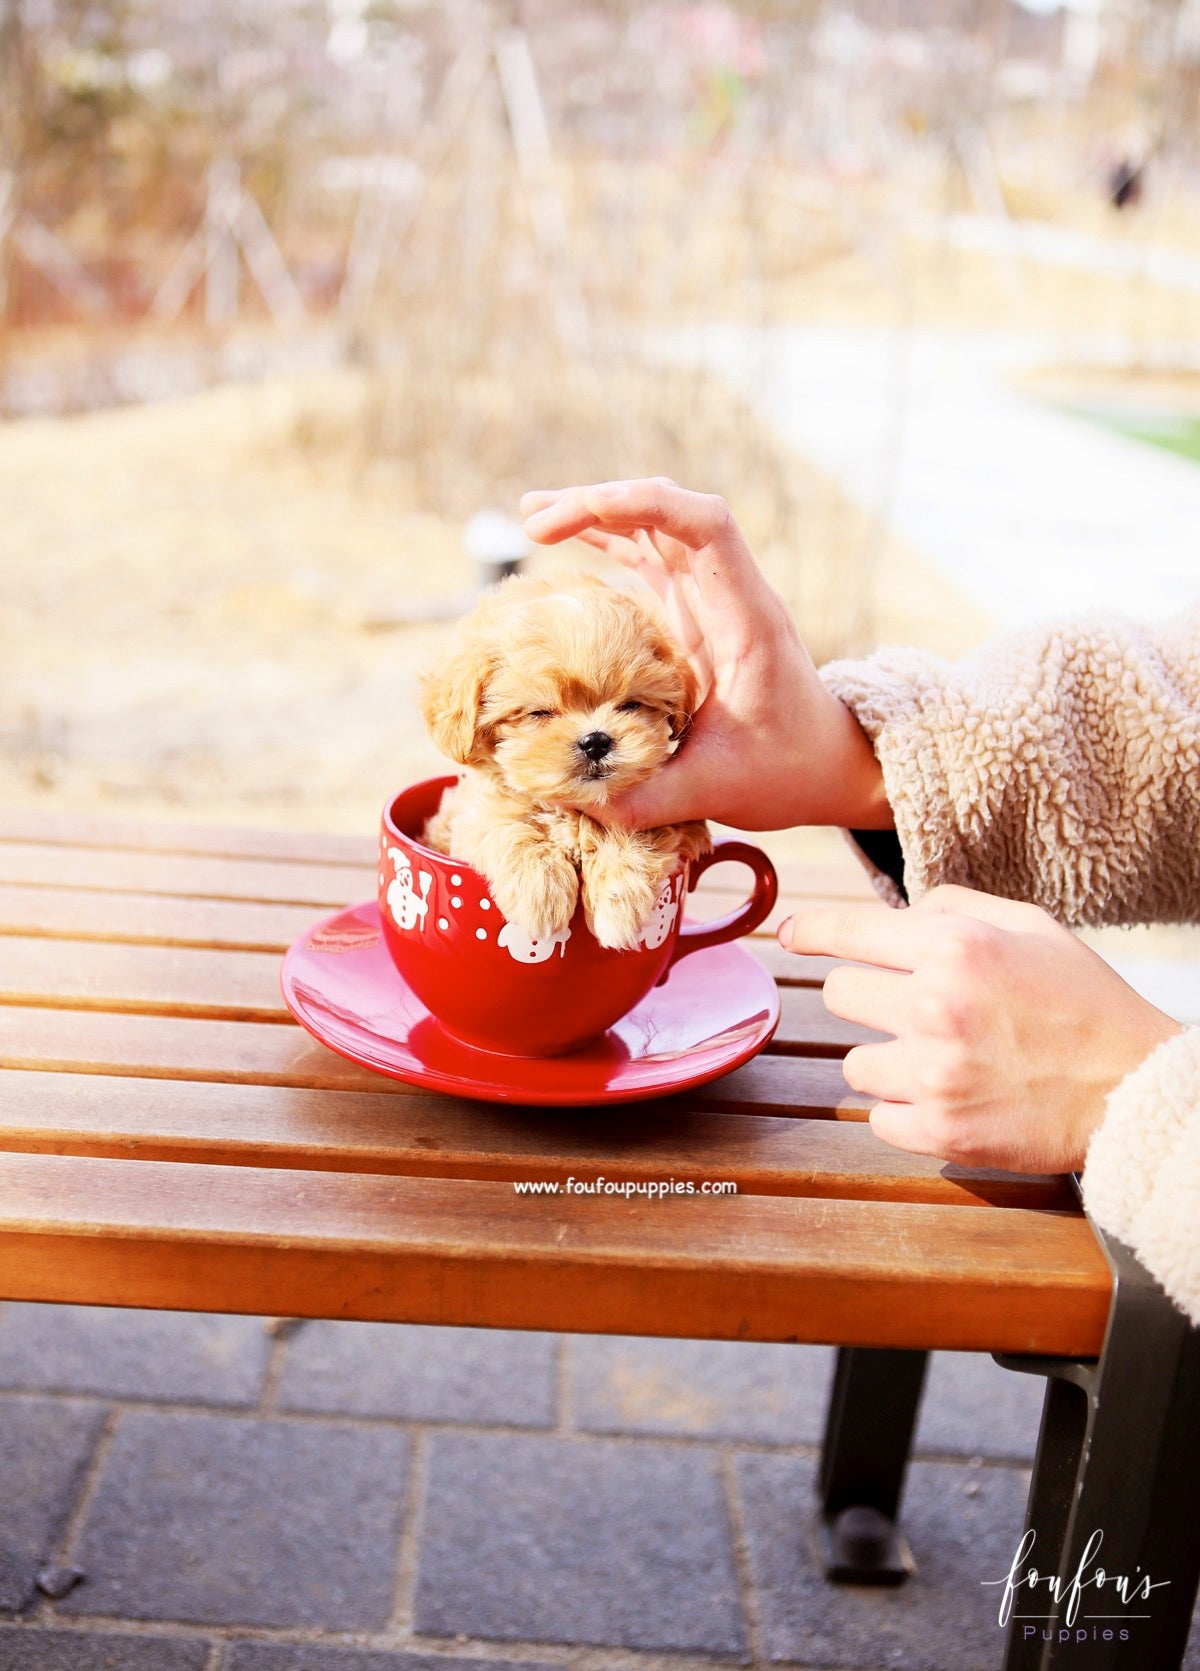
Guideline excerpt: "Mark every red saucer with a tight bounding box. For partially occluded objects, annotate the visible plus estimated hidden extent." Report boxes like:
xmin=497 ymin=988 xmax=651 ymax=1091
xmin=281 ymin=901 xmax=779 ymax=1106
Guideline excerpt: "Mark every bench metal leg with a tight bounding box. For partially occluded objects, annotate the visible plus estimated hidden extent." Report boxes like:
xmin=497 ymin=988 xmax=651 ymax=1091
xmin=996 ymin=1229 xmax=1200 ymax=1671
xmin=816 ymin=1345 xmax=928 ymax=1583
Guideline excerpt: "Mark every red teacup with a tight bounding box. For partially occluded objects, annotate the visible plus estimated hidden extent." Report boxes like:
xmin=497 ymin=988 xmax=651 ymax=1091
xmin=379 ymin=776 xmax=778 ymax=1057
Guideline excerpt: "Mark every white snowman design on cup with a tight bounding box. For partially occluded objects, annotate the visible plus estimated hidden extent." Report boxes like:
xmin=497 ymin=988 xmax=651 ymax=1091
xmin=497 ymin=921 xmax=572 ymax=963
xmin=386 ymin=845 xmax=432 ymax=932
xmin=637 ymin=879 xmax=680 ymax=950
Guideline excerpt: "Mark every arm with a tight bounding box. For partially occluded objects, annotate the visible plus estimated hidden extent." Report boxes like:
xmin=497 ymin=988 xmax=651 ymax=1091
xmin=822 ymin=612 xmax=1200 ymax=928
xmin=525 ymin=479 xmax=1200 ymax=1314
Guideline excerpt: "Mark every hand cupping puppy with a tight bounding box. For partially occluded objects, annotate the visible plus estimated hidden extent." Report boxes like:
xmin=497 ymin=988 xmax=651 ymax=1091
xmin=520 ymin=478 xmax=892 ymax=833
xmin=419 ymin=571 xmax=710 ymax=951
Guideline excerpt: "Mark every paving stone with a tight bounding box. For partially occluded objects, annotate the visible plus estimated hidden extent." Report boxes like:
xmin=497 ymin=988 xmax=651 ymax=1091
xmin=569 ymin=1335 xmax=835 ymax=1444
xmin=0 ymin=1399 xmax=104 ymax=1615
xmin=0 ymin=1306 xmax=269 ymax=1407
xmin=735 ymin=1449 xmax=1032 ymax=1669
xmin=225 ymin=1646 xmax=561 ymax=1671
xmin=569 ymin=1341 xmax=1044 ymax=1461
xmin=58 ymin=1412 xmax=408 ymax=1630
xmin=275 ymin=1322 xmax=556 ymax=1427
xmin=415 ymin=1431 xmax=747 ymax=1657
xmin=915 ymin=1351 xmax=1045 ymax=1464
xmin=0 ymin=1626 xmax=210 ymax=1669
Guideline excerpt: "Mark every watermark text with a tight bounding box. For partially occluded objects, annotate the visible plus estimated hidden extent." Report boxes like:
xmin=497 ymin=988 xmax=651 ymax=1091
xmin=513 ymin=1176 xmax=737 ymax=1199
xmin=983 ymin=1527 xmax=1169 ymax=1639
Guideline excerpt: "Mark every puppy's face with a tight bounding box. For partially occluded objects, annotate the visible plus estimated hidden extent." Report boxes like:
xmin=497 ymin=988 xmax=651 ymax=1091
xmin=421 ymin=574 xmax=697 ymax=809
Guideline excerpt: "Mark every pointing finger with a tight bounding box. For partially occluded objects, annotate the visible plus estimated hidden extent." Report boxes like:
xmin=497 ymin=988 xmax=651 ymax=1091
xmin=914 ymin=883 xmax=1056 ymax=936
xmin=778 ymin=904 xmax=945 ymax=972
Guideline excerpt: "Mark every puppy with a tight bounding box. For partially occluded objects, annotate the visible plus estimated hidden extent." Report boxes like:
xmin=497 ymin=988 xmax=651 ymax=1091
xmin=419 ymin=572 xmax=710 ymax=951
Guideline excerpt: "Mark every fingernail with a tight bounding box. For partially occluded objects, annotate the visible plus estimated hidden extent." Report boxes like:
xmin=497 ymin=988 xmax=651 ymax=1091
xmin=776 ymin=916 xmax=793 ymax=946
xmin=584 ymin=482 xmax=625 ymax=506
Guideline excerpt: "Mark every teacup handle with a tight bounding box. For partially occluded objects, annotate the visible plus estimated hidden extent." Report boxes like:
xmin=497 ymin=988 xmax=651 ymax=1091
xmin=668 ymin=840 xmax=779 ymax=968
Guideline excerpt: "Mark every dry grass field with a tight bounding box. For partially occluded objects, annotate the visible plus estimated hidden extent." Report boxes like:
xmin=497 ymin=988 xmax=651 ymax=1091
xmin=0 ymin=355 xmax=991 ymax=855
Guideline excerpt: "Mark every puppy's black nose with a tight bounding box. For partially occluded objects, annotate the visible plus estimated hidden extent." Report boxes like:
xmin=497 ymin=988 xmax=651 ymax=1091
xmin=577 ymin=730 xmax=614 ymax=762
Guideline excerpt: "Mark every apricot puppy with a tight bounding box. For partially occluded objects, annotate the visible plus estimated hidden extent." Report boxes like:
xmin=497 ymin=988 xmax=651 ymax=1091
xmin=420 ymin=572 xmax=709 ymax=951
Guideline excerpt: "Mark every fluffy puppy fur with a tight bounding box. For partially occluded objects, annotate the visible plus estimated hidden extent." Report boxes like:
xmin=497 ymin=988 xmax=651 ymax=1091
xmin=420 ymin=572 xmax=710 ymax=950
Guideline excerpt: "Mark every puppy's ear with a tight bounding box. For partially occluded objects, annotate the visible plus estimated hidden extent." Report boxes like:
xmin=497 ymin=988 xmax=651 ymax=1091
xmin=420 ymin=648 xmax=494 ymax=765
xmin=665 ymin=651 xmax=700 ymax=743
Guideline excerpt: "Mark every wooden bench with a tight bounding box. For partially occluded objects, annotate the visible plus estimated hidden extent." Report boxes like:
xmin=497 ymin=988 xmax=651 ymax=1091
xmin=1 ymin=807 xmax=1196 ymax=1670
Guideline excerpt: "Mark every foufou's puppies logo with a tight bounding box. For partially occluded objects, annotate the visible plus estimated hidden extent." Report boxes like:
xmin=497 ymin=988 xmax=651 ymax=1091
xmin=983 ymin=1528 xmax=1168 ymax=1646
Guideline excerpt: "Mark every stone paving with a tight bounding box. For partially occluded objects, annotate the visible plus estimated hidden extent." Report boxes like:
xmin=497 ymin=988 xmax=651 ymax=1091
xmin=0 ymin=1305 xmax=1197 ymax=1671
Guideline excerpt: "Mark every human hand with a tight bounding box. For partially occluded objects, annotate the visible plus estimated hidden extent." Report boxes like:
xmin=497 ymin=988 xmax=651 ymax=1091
xmin=778 ymin=884 xmax=1184 ymax=1174
xmin=519 ymin=478 xmax=891 ymax=832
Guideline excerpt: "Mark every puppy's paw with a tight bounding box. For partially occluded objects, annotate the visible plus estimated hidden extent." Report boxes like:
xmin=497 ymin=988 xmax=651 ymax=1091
xmin=492 ymin=854 xmax=579 ymax=940
xmin=581 ymin=831 xmax=673 ymax=951
xmin=587 ymin=877 xmax=658 ymax=952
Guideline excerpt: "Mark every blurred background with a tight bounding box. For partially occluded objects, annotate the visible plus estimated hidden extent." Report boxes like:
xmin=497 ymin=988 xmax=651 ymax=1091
xmin=2 ymin=0 xmax=1200 ymax=849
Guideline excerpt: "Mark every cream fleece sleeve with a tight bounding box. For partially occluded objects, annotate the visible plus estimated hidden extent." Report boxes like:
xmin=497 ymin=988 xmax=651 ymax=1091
xmin=820 ymin=611 xmax=1200 ymax=928
xmin=1082 ymin=1027 xmax=1200 ymax=1324
xmin=821 ymin=611 xmax=1200 ymax=1318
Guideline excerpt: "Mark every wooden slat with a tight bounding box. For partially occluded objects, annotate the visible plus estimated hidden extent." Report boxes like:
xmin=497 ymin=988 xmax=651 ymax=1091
xmin=0 ymin=1071 xmax=1075 ymax=1211
xmin=0 ymin=843 xmax=371 ymax=907
xmin=0 ymin=940 xmax=883 ymax=1051
xmin=0 ymin=1151 xmax=1111 ymax=1355
xmin=0 ymin=1003 xmax=360 ymax=1085
xmin=698 ymin=1053 xmax=869 ymax=1115
xmin=0 ymin=806 xmax=375 ymax=866
xmin=0 ymin=1004 xmax=866 ymax=1112
xmin=0 ymin=884 xmax=321 ymax=952
xmin=0 ymin=938 xmax=289 ymax=1022
xmin=745 ymin=940 xmax=847 ymax=986
xmin=775 ymin=988 xmax=884 ymax=1054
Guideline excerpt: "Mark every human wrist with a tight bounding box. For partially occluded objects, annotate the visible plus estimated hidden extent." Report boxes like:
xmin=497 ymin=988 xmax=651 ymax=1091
xmin=1072 ymin=1006 xmax=1184 ymax=1169
xmin=763 ymin=694 xmax=890 ymax=831
xmin=814 ymin=698 xmax=892 ymax=828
